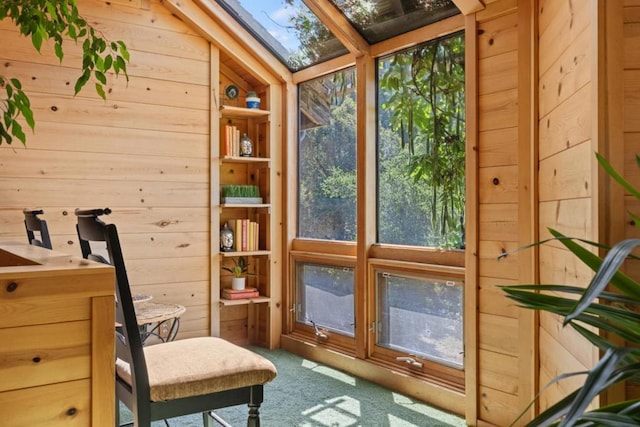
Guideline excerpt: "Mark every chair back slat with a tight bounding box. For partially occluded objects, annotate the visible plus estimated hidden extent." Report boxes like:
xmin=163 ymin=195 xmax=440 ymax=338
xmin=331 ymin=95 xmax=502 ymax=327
xmin=23 ymin=209 xmax=52 ymax=249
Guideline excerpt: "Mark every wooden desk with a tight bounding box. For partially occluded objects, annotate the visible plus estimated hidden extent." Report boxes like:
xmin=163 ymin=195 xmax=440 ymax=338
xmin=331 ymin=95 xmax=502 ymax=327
xmin=0 ymin=240 xmax=115 ymax=426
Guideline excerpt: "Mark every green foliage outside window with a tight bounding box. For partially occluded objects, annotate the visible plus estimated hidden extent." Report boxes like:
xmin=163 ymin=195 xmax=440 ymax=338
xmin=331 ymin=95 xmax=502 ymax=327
xmin=377 ymin=32 xmax=466 ymax=248
xmin=0 ymin=0 xmax=129 ymax=145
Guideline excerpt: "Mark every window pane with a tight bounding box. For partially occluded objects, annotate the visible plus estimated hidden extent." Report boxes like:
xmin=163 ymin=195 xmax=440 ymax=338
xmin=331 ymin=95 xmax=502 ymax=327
xmin=295 ymin=262 xmax=355 ymax=337
xmin=375 ymin=270 xmax=463 ymax=368
xmin=329 ymin=0 xmax=460 ymax=44
xmin=215 ymin=0 xmax=348 ymax=71
xmin=377 ymin=32 xmax=465 ymax=249
xmin=298 ymin=68 xmax=357 ymax=241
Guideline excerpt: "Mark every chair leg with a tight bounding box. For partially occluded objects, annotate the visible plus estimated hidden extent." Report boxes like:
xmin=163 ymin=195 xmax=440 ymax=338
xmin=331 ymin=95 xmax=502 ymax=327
xmin=247 ymin=403 xmax=261 ymax=427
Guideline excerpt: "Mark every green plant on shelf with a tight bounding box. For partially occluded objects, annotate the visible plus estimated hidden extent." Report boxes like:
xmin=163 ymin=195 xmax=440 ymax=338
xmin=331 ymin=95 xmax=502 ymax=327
xmin=221 ymin=184 xmax=261 ymax=198
xmin=221 ymin=256 xmax=253 ymax=278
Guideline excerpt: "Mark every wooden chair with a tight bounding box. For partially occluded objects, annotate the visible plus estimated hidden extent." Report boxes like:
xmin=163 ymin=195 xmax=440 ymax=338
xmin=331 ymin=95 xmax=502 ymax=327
xmin=23 ymin=208 xmax=52 ymax=249
xmin=74 ymin=208 xmax=277 ymax=427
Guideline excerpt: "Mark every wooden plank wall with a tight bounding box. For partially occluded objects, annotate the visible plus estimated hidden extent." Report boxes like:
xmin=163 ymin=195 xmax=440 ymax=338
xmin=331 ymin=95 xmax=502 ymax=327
xmin=624 ymin=0 xmax=640 ymax=402
xmin=475 ymin=1 xmax=524 ymax=424
xmin=0 ymin=0 xmax=212 ymax=339
xmin=537 ymin=0 xmax=599 ymax=413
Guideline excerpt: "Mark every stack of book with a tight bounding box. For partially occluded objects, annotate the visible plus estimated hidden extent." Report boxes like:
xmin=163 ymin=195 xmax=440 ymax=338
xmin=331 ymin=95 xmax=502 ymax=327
xmin=222 ymin=287 xmax=259 ymax=300
xmin=229 ymin=219 xmax=259 ymax=251
xmin=223 ymin=124 xmax=241 ymax=156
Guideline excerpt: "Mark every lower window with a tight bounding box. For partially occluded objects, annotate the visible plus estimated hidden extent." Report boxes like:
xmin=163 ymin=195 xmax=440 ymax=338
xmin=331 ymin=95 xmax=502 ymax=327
xmin=375 ymin=268 xmax=463 ymax=369
xmin=295 ymin=261 xmax=355 ymax=337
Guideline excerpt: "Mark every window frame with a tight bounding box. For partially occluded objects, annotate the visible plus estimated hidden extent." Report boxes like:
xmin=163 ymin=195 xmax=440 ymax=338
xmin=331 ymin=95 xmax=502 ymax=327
xmin=367 ymin=259 xmax=465 ymax=390
xmin=288 ymin=251 xmax=358 ymax=354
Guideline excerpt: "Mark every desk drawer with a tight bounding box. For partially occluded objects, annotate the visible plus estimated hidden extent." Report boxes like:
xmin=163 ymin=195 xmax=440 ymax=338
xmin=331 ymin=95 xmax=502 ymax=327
xmin=0 ymin=379 xmax=91 ymax=427
xmin=0 ymin=297 xmax=91 ymax=328
xmin=0 ymin=320 xmax=91 ymax=392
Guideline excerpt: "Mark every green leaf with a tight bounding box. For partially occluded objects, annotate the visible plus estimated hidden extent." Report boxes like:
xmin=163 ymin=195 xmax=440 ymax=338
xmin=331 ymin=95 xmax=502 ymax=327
xmin=74 ymin=69 xmax=90 ymax=95
xmin=9 ymin=78 xmax=22 ymax=89
xmin=94 ymin=70 xmax=107 ymax=85
xmin=31 ymin=31 xmax=43 ymax=51
xmin=95 ymin=82 xmax=106 ymax=100
xmin=597 ymin=152 xmax=640 ymax=200
xmin=564 ymin=237 xmax=640 ymax=326
xmin=10 ymin=120 xmax=25 ymax=144
xmin=560 ymin=349 xmax=630 ymax=426
xmin=54 ymin=42 xmax=64 ymax=62
xmin=548 ymin=229 xmax=640 ymax=300
xmin=118 ymin=41 xmax=130 ymax=61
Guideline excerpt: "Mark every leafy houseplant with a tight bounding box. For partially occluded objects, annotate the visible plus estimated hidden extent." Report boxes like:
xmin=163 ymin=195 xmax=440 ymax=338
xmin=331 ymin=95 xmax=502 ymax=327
xmin=501 ymin=153 xmax=640 ymax=426
xmin=222 ymin=256 xmax=252 ymax=290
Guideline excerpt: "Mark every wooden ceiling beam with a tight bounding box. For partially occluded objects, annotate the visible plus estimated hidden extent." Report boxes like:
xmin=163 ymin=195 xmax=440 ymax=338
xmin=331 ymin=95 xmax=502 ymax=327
xmin=302 ymin=0 xmax=370 ymax=58
xmin=452 ymin=0 xmax=485 ymax=15
xmin=162 ymin=0 xmax=291 ymax=85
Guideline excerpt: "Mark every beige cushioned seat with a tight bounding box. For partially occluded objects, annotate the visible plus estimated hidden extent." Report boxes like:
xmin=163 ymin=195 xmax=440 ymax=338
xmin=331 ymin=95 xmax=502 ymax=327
xmin=116 ymin=337 xmax=277 ymax=402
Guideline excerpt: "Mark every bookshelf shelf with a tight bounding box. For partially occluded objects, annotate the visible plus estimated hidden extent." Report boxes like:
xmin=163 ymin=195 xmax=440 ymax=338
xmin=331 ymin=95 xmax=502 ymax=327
xmin=219 ymin=250 xmax=271 ymax=257
xmin=221 ymin=155 xmax=271 ymax=164
xmin=220 ymin=105 xmax=270 ymax=118
xmin=219 ymin=295 xmax=270 ymax=306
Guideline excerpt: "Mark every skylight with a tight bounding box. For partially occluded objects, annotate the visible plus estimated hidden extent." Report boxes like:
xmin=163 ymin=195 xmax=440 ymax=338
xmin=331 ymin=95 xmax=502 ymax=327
xmin=328 ymin=0 xmax=460 ymax=44
xmin=216 ymin=0 xmax=349 ymax=72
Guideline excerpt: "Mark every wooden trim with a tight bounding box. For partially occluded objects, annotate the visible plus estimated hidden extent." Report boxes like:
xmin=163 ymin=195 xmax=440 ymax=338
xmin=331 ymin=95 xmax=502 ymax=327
xmin=452 ymin=0 xmax=486 ymax=16
xmin=369 ymin=245 xmax=465 ymax=267
xmin=517 ymin=0 xmax=538 ymax=422
xmin=268 ymin=82 xmax=285 ymax=349
xmin=303 ymin=0 xmax=370 ymax=57
xmin=464 ymin=12 xmax=480 ymax=426
xmin=292 ymin=239 xmax=357 ymax=257
xmin=371 ymin=14 xmax=465 ymax=58
xmin=284 ymin=81 xmax=298 ymax=335
xmin=356 ymin=55 xmax=376 ymax=360
xmin=368 ymin=258 xmax=465 ymax=277
xmin=91 ymin=295 xmax=115 ymax=427
xmin=601 ymin=0 xmax=626 ymax=406
xmin=162 ymin=0 xmax=289 ymax=85
xmin=292 ymin=54 xmax=355 ymax=84
xmin=210 ymin=44 xmax=221 ymax=337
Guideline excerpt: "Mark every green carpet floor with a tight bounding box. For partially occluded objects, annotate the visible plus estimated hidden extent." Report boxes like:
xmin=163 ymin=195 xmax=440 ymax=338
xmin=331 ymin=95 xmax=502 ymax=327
xmin=119 ymin=347 xmax=466 ymax=426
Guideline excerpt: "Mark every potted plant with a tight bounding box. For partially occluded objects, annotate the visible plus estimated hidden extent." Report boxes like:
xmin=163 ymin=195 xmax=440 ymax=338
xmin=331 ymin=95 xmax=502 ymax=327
xmin=221 ymin=184 xmax=262 ymax=204
xmin=500 ymin=153 xmax=640 ymax=426
xmin=222 ymin=256 xmax=252 ymax=290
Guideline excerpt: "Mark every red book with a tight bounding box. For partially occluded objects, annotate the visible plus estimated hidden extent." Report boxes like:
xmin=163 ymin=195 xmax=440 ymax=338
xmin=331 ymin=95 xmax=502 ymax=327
xmin=222 ymin=288 xmax=259 ymax=299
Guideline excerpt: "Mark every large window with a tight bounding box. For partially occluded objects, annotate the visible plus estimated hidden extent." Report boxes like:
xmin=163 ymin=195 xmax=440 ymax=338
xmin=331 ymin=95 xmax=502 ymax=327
xmin=291 ymin=26 xmax=466 ymax=390
xmin=298 ymin=68 xmax=357 ymax=241
xmin=377 ymin=32 xmax=465 ymax=249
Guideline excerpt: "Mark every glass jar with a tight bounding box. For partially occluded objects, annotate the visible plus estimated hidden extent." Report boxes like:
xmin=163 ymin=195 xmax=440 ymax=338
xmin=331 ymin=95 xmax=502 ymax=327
xmin=240 ymin=133 xmax=253 ymax=157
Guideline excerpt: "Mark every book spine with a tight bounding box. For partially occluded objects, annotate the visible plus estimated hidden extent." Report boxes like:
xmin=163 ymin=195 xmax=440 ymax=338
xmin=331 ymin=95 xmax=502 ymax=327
xmin=234 ymin=218 xmax=242 ymax=251
xmin=223 ymin=291 xmax=259 ymax=299
xmin=242 ymin=219 xmax=249 ymax=251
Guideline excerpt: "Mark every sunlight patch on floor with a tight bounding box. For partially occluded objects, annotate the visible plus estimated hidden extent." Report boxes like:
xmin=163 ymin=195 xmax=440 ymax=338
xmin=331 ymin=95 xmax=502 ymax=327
xmin=302 ymin=359 xmax=357 ymax=385
xmin=301 ymin=395 xmax=361 ymax=427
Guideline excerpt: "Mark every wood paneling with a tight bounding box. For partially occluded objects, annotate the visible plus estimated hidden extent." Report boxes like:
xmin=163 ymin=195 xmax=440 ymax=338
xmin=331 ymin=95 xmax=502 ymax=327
xmin=0 ymin=0 xmax=210 ymax=341
xmin=537 ymin=0 xmax=599 ymax=414
xmin=538 ymin=0 xmax=591 ymax=75
xmin=539 ymin=83 xmax=593 ymax=161
xmin=538 ymin=141 xmax=592 ymax=202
